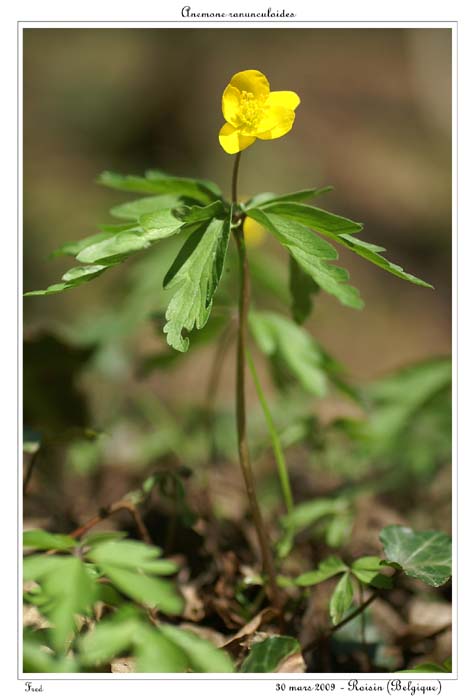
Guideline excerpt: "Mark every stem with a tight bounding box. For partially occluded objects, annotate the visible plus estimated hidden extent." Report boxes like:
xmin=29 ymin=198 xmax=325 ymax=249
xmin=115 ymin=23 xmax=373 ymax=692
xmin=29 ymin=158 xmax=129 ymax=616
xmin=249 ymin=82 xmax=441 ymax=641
xmin=231 ymin=152 xmax=242 ymax=205
xmin=68 ymin=499 xmax=152 ymax=544
xmin=246 ymin=349 xmax=294 ymax=516
xmin=231 ymin=153 xmax=280 ymax=609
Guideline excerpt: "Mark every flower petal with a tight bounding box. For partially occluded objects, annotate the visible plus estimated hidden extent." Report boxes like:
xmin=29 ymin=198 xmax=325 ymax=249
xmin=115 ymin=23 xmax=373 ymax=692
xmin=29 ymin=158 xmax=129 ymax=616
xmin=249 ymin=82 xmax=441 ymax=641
xmin=256 ymin=105 xmax=295 ymax=133
xmin=222 ymin=85 xmax=241 ymax=125
xmin=219 ymin=123 xmax=256 ymax=154
xmin=256 ymin=108 xmax=296 ymax=141
xmin=229 ymin=70 xmax=270 ymax=99
xmin=267 ymin=90 xmax=301 ymax=111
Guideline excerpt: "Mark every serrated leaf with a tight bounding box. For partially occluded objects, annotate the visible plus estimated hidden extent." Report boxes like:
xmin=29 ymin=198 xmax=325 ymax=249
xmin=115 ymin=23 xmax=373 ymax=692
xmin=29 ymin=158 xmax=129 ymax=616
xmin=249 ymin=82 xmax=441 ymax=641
xmin=289 ymin=255 xmax=320 ymax=324
xmin=50 ymin=232 xmax=113 ymax=259
xmin=76 ymin=230 xmax=150 ymax=265
xmin=380 ymin=526 xmax=451 ymax=587
xmin=173 ymin=200 xmax=226 ymax=223
xmin=249 ymin=311 xmax=327 ymax=396
xmin=24 ymin=554 xmax=97 ymax=652
xmin=263 ymin=202 xmax=432 ymax=288
xmin=160 ymin=625 xmax=235 ymax=673
xmin=163 ymin=213 xmax=231 ymax=352
xmin=247 ymin=208 xmax=363 ymax=309
xmin=110 ymin=195 xmax=182 ymax=220
xmin=87 ymin=539 xmax=176 ymax=575
xmin=139 ymin=209 xmax=185 ymax=241
xmin=295 ymin=556 xmax=348 ymax=586
xmin=23 ymin=530 xmax=77 ymax=552
xmin=244 ymin=186 xmax=333 ymax=210
xmin=98 ymin=170 xmax=221 ymax=205
xmin=329 ymin=572 xmax=354 ymax=625
xmin=97 ymin=564 xmax=183 ymax=615
xmin=241 ymin=635 xmax=300 ymax=673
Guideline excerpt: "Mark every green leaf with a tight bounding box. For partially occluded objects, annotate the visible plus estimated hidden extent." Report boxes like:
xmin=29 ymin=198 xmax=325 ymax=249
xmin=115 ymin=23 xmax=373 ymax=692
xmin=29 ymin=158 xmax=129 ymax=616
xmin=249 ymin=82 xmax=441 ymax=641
xmin=281 ymin=497 xmax=350 ymax=533
xmin=160 ymin=625 xmax=235 ymax=672
xmin=24 ymin=555 xmax=97 ymax=652
xmin=62 ymin=264 xmax=110 ymax=282
xmin=241 ymin=636 xmax=300 ymax=673
xmin=79 ymin=610 xmax=140 ymax=666
xmin=295 ymin=555 xmax=348 ymax=586
xmin=87 ymin=539 xmax=177 ymax=575
xmin=110 ymin=195 xmax=183 ymax=220
xmin=329 ymin=572 xmax=354 ymax=625
xmin=398 ymin=661 xmax=452 ymax=673
xmin=380 ymin=526 xmax=451 ymax=587
xmin=249 ymin=311 xmax=327 ymax=397
xmin=23 ymin=637 xmax=78 ymax=673
xmin=97 ymin=565 xmax=183 ymax=615
xmin=163 ymin=213 xmax=231 ymax=352
xmin=351 ymin=557 xmax=394 ymax=589
xmin=289 ymin=255 xmax=320 ymax=324
xmin=247 ymin=208 xmax=363 ymax=309
xmin=23 ymin=530 xmax=77 ymax=552
xmin=244 ymin=186 xmax=333 ymax=210
xmin=264 ymin=202 xmax=432 ymax=288
xmin=139 ymin=209 xmax=185 ymax=241
xmin=173 ymin=200 xmax=226 ymax=223
xmin=135 ymin=628 xmax=190 ymax=672
xmin=76 ymin=230 xmax=150 ymax=265
xmin=98 ymin=170 xmax=221 ymax=205
xmin=50 ymin=232 xmax=113 ymax=259
xmin=261 ymin=201 xmax=362 ymax=235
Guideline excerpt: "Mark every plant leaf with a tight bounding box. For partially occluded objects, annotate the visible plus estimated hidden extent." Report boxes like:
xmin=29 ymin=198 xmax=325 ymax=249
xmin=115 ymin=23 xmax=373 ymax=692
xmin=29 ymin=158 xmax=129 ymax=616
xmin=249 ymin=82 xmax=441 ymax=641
xmin=244 ymin=186 xmax=333 ymax=210
xmin=95 ymin=564 xmax=183 ymax=615
xmin=281 ymin=497 xmax=350 ymax=533
xmin=98 ymin=170 xmax=221 ymax=205
xmin=249 ymin=311 xmax=327 ymax=396
xmin=163 ymin=213 xmax=231 ymax=352
xmin=160 ymin=625 xmax=235 ymax=672
xmin=110 ymin=195 xmax=184 ymax=220
xmin=263 ymin=202 xmax=432 ymax=288
xmin=380 ymin=526 xmax=451 ymax=587
xmin=138 ymin=209 xmax=185 ymax=241
xmin=23 ymin=530 xmax=77 ymax=552
xmin=76 ymin=231 xmax=150 ymax=265
xmin=247 ymin=208 xmax=363 ymax=309
xmin=241 ymin=635 xmax=300 ymax=673
xmin=289 ymin=255 xmax=320 ymax=324
xmin=329 ymin=572 xmax=354 ymax=625
xmin=295 ymin=555 xmax=348 ymax=587
xmin=87 ymin=539 xmax=177 ymax=575
xmin=350 ymin=556 xmax=394 ymax=589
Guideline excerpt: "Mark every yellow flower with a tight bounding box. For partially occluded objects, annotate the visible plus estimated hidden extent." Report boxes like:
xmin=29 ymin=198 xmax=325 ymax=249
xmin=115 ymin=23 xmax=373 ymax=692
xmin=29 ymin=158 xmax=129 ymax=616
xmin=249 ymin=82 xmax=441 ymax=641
xmin=243 ymin=216 xmax=267 ymax=247
xmin=219 ymin=69 xmax=300 ymax=154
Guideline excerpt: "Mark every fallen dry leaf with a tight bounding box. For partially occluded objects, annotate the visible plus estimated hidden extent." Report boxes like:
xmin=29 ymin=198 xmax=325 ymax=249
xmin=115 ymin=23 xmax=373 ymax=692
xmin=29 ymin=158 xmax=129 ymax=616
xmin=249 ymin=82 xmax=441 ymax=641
xmin=111 ymin=657 xmax=135 ymax=673
xmin=276 ymin=651 xmax=306 ymax=673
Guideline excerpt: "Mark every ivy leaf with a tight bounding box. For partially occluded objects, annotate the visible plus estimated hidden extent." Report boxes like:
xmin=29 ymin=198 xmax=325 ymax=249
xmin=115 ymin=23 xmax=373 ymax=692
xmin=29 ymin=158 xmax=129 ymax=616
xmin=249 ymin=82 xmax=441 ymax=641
xmin=163 ymin=213 xmax=232 ymax=352
xmin=295 ymin=555 xmax=348 ymax=587
xmin=289 ymin=255 xmax=320 ymax=324
xmin=247 ymin=208 xmax=363 ymax=310
xmin=23 ymin=529 xmax=77 ymax=552
xmin=380 ymin=526 xmax=451 ymax=587
xmin=329 ymin=572 xmax=354 ymax=625
xmin=241 ymin=635 xmax=300 ymax=672
xmin=249 ymin=311 xmax=327 ymax=396
xmin=262 ymin=202 xmax=432 ymax=288
xmin=350 ymin=556 xmax=394 ymax=589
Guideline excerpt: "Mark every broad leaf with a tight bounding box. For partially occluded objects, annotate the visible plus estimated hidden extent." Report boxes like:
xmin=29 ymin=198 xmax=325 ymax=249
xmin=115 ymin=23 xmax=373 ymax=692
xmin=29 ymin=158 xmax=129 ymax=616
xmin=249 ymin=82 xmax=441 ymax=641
xmin=295 ymin=555 xmax=348 ymax=587
xmin=163 ymin=213 xmax=231 ymax=352
xmin=380 ymin=526 xmax=451 ymax=587
xmin=329 ymin=572 xmax=354 ymax=625
xmin=23 ymin=530 xmax=76 ymax=552
xmin=241 ymin=636 xmax=300 ymax=673
xmin=249 ymin=311 xmax=327 ymax=396
xmin=247 ymin=208 xmax=363 ymax=309
xmin=263 ymin=202 xmax=432 ymax=288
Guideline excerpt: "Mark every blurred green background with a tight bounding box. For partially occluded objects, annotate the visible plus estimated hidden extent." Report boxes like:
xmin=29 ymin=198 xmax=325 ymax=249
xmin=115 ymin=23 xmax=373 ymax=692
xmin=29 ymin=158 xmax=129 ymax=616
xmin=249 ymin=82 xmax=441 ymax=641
xmin=23 ymin=27 xmax=451 ymax=384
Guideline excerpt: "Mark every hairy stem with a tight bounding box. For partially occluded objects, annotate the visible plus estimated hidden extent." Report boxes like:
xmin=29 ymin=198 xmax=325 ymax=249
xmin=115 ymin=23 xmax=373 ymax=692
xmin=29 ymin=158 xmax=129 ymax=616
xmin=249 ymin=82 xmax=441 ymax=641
xmin=231 ymin=153 xmax=280 ymax=609
xmin=246 ymin=348 xmax=294 ymax=515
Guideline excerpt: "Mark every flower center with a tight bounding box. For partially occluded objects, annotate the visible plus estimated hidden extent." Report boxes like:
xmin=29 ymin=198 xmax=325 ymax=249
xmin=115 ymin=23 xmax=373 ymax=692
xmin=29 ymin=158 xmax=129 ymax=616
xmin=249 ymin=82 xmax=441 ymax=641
xmin=238 ymin=91 xmax=265 ymax=131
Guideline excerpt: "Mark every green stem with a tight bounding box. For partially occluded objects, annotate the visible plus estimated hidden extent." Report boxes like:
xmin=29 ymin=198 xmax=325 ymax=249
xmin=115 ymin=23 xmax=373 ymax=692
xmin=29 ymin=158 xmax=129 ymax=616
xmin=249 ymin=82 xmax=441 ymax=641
xmin=231 ymin=153 xmax=280 ymax=609
xmin=246 ymin=349 xmax=294 ymax=516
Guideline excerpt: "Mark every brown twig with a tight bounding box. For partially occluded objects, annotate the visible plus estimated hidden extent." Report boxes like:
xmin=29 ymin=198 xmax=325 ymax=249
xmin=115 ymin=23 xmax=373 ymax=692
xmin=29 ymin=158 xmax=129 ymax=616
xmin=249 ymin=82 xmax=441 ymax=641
xmin=69 ymin=499 xmax=152 ymax=544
